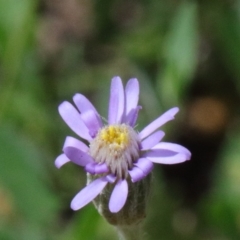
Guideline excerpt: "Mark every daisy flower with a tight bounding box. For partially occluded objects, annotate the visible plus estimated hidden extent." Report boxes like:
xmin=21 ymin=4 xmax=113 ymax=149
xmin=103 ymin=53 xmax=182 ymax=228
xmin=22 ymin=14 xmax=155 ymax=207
xmin=55 ymin=77 xmax=191 ymax=213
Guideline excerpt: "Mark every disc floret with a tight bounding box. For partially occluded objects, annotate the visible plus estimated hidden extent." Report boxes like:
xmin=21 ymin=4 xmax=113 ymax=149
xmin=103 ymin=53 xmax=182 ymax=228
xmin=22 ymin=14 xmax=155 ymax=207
xmin=89 ymin=124 xmax=140 ymax=179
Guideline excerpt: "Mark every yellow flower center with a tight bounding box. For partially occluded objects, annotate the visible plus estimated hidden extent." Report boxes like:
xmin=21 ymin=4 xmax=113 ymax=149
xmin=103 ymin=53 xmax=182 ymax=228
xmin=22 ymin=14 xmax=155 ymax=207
xmin=100 ymin=125 xmax=129 ymax=149
xmin=89 ymin=124 xmax=140 ymax=179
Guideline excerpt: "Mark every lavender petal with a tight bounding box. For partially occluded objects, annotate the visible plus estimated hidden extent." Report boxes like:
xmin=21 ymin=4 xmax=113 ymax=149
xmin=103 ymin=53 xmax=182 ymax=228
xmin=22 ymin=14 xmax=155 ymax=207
xmin=152 ymin=142 xmax=191 ymax=160
xmin=58 ymin=101 xmax=92 ymax=141
xmin=128 ymin=167 xmax=146 ymax=182
xmin=127 ymin=106 xmax=142 ymax=127
xmin=63 ymin=136 xmax=89 ymax=152
xmin=147 ymin=153 xmax=189 ymax=164
xmin=85 ymin=162 xmax=96 ymax=174
xmin=94 ymin=163 xmax=109 ymax=174
xmin=63 ymin=144 xmax=94 ymax=167
xmin=139 ymin=107 xmax=179 ymax=140
xmin=73 ymin=93 xmax=98 ymax=114
xmin=109 ymin=179 xmax=128 ymax=213
xmin=71 ymin=177 xmax=108 ymax=210
xmin=55 ymin=154 xmax=70 ymax=168
xmin=125 ymin=78 xmax=139 ymax=122
xmin=141 ymin=130 xmax=165 ymax=150
xmin=108 ymin=76 xmax=125 ymax=124
xmin=144 ymin=148 xmax=181 ymax=158
xmin=134 ymin=158 xmax=154 ymax=176
xmin=80 ymin=110 xmax=102 ymax=137
xmin=106 ymin=174 xmax=117 ymax=183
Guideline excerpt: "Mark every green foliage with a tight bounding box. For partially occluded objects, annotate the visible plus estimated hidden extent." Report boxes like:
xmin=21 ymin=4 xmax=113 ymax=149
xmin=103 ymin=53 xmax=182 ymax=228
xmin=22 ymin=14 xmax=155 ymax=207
xmin=157 ymin=2 xmax=199 ymax=108
xmin=0 ymin=124 xmax=58 ymax=239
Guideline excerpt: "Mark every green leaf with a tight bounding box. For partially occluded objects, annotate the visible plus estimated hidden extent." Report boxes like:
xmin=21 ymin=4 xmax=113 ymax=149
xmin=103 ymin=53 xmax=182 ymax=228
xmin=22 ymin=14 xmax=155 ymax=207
xmin=0 ymin=0 xmax=37 ymax=80
xmin=201 ymin=128 xmax=240 ymax=238
xmin=213 ymin=7 xmax=240 ymax=94
xmin=157 ymin=2 xmax=198 ymax=107
xmin=0 ymin=0 xmax=38 ymax=118
xmin=0 ymin=124 xmax=58 ymax=225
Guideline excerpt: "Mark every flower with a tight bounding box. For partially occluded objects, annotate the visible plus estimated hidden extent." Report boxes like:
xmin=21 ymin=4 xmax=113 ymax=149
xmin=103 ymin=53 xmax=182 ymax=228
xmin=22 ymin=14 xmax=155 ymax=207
xmin=55 ymin=76 xmax=191 ymax=213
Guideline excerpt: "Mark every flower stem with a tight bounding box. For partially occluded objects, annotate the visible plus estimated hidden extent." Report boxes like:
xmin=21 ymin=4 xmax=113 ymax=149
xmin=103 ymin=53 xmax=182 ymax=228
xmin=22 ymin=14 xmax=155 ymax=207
xmin=116 ymin=225 xmax=143 ymax=240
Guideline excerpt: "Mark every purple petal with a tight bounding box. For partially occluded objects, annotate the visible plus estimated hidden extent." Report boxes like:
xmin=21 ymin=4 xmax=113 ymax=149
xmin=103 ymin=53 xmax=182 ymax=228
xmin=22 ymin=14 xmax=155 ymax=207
xmin=126 ymin=106 xmax=142 ymax=127
xmin=63 ymin=138 xmax=94 ymax=166
xmin=73 ymin=93 xmax=98 ymax=114
xmin=94 ymin=163 xmax=109 ymax=174
xmin=64 ymin=147 xmax=94 ymax=166
xmin=125 ymin=78 xmax=139 ymax=122
xmin=85 ymin=162 xmax=109 ymax=175
xmin=55 ymin=154 xmax=70 ymax=168
xmin=152 ymin=142 xmax=191 ymax=160
xmin=71 ymin=177 xmax=108 ymax=210
xmin=134 ymin=158 xmax=154 ymax=175
xmin=80 ymin=110 xmax=102 ymax=137
xmin=63 ymin=136 xmax=89 ymax=152
xmin=141 ymin=131 xmax=165 ymax=150
xmin=106 ymin=174 xmax=117 ymax=183
xmin=144 ymin=148 xmax=179 ymax=158
xmin=58 ymin=101 xmax=92 ymax=141
xmin=139 ymin=107 xmax=179 ymax=140
xmin=85 ymin=162 xmax=96 ymax=174
xmin=147 ymin=153 xmax=189 ymax=164
xmin=128 ymin=167 xmax=146 ymax=182
xmin=108 ymin=76 xmax=125 ymax=124
xmin=109 ymin=179 xmax=128 ymax=213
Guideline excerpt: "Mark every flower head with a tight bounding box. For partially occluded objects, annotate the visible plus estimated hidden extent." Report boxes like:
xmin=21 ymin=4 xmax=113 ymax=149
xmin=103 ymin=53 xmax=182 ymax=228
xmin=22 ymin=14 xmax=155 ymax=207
xmin=55 ymin=77 xmax=191 ymax=214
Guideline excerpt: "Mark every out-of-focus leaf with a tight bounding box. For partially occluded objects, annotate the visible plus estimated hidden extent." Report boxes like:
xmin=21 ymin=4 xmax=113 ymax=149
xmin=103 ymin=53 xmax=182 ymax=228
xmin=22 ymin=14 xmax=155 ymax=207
xmin=73 ymin=206 xmax=99 ymax=240
xmin=0 ymin=0 xmax=37 ymax=81
xmin=201 ymin=129 xmax=240 ymax=238
xmin=4 ymin=91 xmax=55 ymax=148
xmin=0 ymin=0 xmax=38 ymax=121
xmin=58 ymin=204 xmax=116 ymax=240
xmin=138 ymin=74 xmax=163 ymax=120
xmin=0 ymin=124 xmax=58 ymax=225
xmin=157 ymin=2 xmax=198 ymax=107
xmin=120 ymin=25 xmax=163 ymax=66
xmin=213 ymin=8 xmax=240 ymax=94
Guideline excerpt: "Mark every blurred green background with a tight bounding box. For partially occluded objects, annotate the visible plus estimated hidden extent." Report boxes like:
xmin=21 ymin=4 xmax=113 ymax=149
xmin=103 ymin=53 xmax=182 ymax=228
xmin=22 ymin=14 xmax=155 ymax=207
xmin=1 ymin=0 xmax=240 ymax=239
